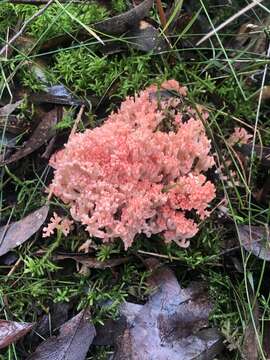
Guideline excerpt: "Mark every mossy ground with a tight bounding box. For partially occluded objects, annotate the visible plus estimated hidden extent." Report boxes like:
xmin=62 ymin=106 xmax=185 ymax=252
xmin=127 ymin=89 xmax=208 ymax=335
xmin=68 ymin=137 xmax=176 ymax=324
xmin=1 ymin=1 xmax=270 ymax=359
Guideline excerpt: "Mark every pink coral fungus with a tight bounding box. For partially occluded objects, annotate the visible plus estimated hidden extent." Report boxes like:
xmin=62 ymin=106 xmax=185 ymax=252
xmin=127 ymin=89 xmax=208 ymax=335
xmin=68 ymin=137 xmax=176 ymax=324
xmin=48 ymin=80 xmax=215 ymax=249
xmin=43 ymin=212 xmax=73 ymax=237
xmin=227 ymin=127 xmax=252 ymax=146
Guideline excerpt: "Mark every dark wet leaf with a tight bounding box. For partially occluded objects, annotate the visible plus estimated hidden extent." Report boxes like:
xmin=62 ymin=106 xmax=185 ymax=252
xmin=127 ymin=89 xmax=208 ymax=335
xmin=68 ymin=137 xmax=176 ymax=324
xmin=27 ymin=309 xmax=96 ymax=360
xmin=94 ymin=0 xmax=153 ymax=35
xmin=53 ymin=253 xmax=130 ymax=268
xmin=126 ymin=20 xmax=168 ymax=53
xmin=29 ymin=85 xmax=86 ymax=107
xmin=95 ymin=259 xmax=224 ymax=359
xmin=0 ymin=319 xmax=33 ymax=349
xmin=239 ymin=225 xmax=270 ymax=261
xmin=0 ymin=252 xmax=19 ymax=265
xmin=0 ymin=108 xmax=58 ymax=165
xmin=0 ymin=205 xmax=49 ymax=257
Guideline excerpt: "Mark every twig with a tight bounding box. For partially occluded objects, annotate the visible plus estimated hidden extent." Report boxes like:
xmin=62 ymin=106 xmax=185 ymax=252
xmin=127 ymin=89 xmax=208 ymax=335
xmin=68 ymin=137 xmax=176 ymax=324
xmin=0 ymin=0 xmax=54 ymax=57
xmin=156 ymin=0 xmax=167 ymax=29
xmin=70 ymin=105 xmax=85 ymax=138
xmin=196 ymin=0 xmax=264 ymax=46
xmin=7 ymin=258 xmax=22 ymax=277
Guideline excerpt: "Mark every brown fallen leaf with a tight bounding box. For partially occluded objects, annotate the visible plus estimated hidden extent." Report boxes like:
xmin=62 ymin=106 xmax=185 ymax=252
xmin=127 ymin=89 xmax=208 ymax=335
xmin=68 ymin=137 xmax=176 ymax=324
xmin=0 ymin=205 xmax=49 ymax=257
xmin=0 ymin=319 xmax=33 ymax=349
xmin=53 ymin=253 xmax=130 ymax=268
xmin=95 ymin=259 xmax=224 ymax=359
xmin=238 ymin=225 xmax=270 ymax=261
xmin=0 ymin=108 xmax=58 ymax=165
xmin=27 ymin=309 xmax=96 ymax=360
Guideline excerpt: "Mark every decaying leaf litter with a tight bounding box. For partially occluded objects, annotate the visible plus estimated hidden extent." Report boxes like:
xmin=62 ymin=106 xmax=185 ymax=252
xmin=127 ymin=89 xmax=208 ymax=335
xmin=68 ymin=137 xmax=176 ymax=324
xmin=1 ymin=0 xmax=270 ymax=359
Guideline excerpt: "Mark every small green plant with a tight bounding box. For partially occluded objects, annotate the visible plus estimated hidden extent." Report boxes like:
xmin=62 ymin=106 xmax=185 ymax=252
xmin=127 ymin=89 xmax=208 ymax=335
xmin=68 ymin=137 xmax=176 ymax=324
xmin=54 ymin=286 xmax=74 ymax=303
xmin=96 ymin=244 xmax=120 ymax=261
xmin=24 ymin=256 xmax=61 ymax=277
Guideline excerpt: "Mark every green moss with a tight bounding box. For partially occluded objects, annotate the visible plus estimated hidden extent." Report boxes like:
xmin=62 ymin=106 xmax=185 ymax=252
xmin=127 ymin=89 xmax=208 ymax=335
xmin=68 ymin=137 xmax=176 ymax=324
xmin=53 ymin=48 xmax=155 ymax=97
xmin=11 ymin=2 xmax=108 ymax=41
xmin=111 ymin=0 xmax=127 ymax=13
xmin=0 ymin=4 xmax=17 ymax=39
xmin=216 ymin=78 xmax=255 ymax=119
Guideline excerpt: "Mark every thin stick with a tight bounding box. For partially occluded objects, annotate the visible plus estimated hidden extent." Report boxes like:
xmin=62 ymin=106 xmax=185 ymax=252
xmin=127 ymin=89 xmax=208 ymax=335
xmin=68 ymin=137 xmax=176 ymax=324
xmin=70 ymin=105 xmax=85 ymax=138
xmin=196 ymin=0 xmax=264 ymax=46
xmin=7 ymin=258 xmax=22 ymax=277
xmin=0 ymin=0 xmax=54 ymax=57
xmin=156 ymin=0 xmax=167 ymax=29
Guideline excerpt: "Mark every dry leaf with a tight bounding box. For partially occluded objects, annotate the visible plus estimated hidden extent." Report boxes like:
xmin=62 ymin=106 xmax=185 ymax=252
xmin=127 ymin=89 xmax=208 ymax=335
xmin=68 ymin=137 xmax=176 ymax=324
xmin=0 ymin=205 xmax=49 ymax=257
xmin=95 ymin=260 xmax=224 ymax=360
xmin=0 ymin=319 xmax=33 ymax=349
xmin=238 ymin=225 xmax=270 ymax=261
xmin=27 ymin=309 xmax=95 ymax=360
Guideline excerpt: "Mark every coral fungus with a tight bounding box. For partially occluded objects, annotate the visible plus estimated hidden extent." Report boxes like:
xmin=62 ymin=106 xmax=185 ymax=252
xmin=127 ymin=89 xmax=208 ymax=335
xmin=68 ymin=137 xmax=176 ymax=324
xmin=48 ymin=80 xmax=216 ymax=249
xmin=43 ymin=212 xmax=73 ymax=237
xmin=227 ymin=127 xmax=252 ymax=146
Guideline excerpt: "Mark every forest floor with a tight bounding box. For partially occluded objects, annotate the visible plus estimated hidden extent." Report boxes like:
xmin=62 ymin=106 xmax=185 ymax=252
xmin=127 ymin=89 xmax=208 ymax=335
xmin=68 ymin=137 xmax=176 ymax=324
xmin=0 ymin=1 xmax=270 ymax=359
